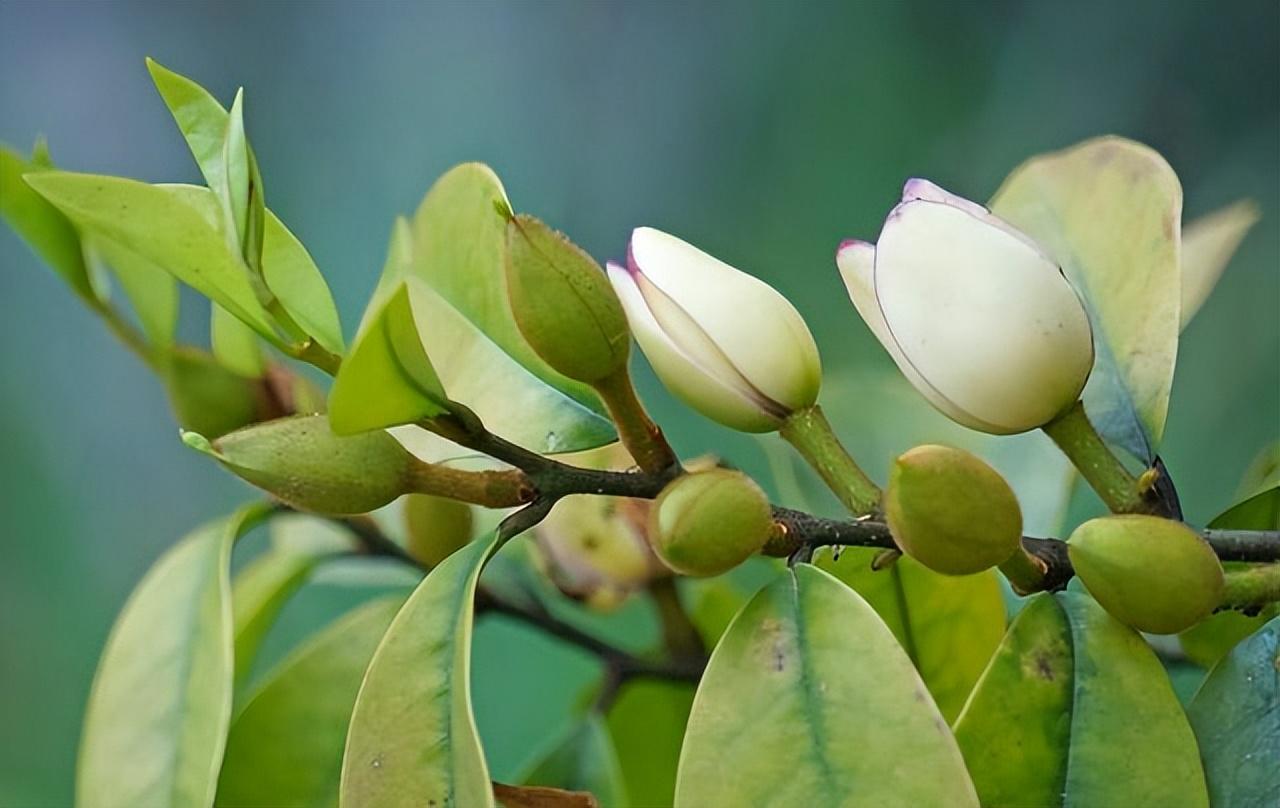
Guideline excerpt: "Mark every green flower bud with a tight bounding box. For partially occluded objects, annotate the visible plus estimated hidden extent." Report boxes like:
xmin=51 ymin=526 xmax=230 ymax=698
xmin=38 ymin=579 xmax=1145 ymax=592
xmin=163 ymin=347 xmax=265 ymax=439
xmin=649 ymin=470 xmax=773 ymax=577
xmin=505 ymin=213 xmax=630 ymax=383
xmin=1067 ymin=515 xmax=1224 ymax=634
xmin=403 ymin=494 xmax=474 ymax=567
xmin=185 ymin=414 xmax=414 ymax=515
xmin=885 ymin=444 xmax=1023 ymax=575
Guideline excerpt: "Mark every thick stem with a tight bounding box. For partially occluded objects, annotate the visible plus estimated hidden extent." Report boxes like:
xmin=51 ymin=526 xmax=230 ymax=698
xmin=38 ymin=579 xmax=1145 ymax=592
xmin=1204 ymin=529 xmax=1280 ymax=563
xmin=1041 ymin=401 xmax=1148 ymax=514
xmin=1219 ymin=563 xmax=1280 ymax=612
xmin=998 ymin=544 xmax=1051 ymax=596
xmin=405 ymin=461 xmax=531 ymax=508
xmin=779 ymin=405 xmax=881 ymax=517
xmin=593 ymin=368 xmax=681 ymax=478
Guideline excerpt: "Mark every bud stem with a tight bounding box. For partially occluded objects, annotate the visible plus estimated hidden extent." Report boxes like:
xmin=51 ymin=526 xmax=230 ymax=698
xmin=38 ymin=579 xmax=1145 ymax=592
xmin=997 ymin=543 xmax=1051 ymax=596
xmin=1041 ymin=401 xmax=1149 ymax=514
xmin=1219 ymin=563 xmax=1280 ymax=612
xmin=405 ymin=460 xmax=531 ymax=508
xmin=592 ymin=368 xmax=681 ymax=477
xmin=779 ymin=405 xmax=881 ymax=516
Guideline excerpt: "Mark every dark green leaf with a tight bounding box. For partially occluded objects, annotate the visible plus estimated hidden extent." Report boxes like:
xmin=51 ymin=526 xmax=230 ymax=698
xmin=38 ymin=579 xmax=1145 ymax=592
xmin=604 ymin=680 xmax=693 ymax=808
xmin=675 ymin=565 xmax=978 ymax=807
xmin=77 ymin=504 xmax=271 ymax=808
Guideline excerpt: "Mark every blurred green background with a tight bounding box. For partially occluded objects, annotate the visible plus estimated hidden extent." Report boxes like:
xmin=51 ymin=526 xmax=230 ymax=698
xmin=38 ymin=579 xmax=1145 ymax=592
xmin=1 ymin=0 xmax=1276 ymax=804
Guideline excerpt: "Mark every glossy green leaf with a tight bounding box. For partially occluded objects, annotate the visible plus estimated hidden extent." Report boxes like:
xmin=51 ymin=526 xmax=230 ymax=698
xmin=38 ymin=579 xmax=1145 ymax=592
xmin=815 ymin=548 xmax=1004 ymax=722
xmin=1211 ymin=484 xmax=1280 ymax=532
xmin=0 ymin=143 xmax=94 ymax=299
xmin=1187 ymin=615 xmax=1280 ymax=808
xmin=408 ymin=163 xmax=606 ymax=418
xmin=992 ymin=136 xmax=1182 ymax=461
xmin=211 ymin=303 xmax=264 ymax=378
xmin=604 ymin=680 xmax=694 ymax=808
xmin=229 ymin=545 xmax=326 ymax=688
xmin=25 ymin=172 xmax=280 ymax=340
xmin=88 ymin=235 xmax=179 ymax=348
xmin=216 ymin=596 xmax=405 ymax=808
xmin=336 ymin=222 xmax=614 ymax=452
xmin=77 ymin=503 xmax=270 ymax=808
xmin=675 ymin=565 xmax=978 ymax=807
xmin=1180 ymin=199 xmax=1260 ymax=329
xmin=953 ymin=591 xmax=1209 ymax=807
xmin=520 ymin=714 xmax=627 ymax=807
xmin=339 ymin=532 xmax=499 ymax=808
xmin=262 ymin=210 xmax=344 ymax=355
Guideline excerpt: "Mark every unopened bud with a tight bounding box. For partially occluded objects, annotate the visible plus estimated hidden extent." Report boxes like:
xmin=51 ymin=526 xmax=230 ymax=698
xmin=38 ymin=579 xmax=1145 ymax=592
xmin=649 ymin=469 xmax=773 ymax=577
xmin=163 ymin=347 xmax=264 ymax=439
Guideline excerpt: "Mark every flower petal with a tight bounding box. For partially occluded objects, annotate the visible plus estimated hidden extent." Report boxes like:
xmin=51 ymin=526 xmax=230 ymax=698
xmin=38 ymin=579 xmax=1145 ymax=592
xmin=836 ymin=239 xmax=1004 ymax=432
xmin=608 ymin=262 xmax=781 ymax=432
xmin=628 ymin=227 xmax=821 ymax=411
xmin=875 ymin=200 xmax=1094 ymax=433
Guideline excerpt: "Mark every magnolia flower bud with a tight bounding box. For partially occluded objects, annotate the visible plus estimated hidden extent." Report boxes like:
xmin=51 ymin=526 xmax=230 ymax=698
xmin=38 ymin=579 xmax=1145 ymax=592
xmin=837 ymin=179 xmax=1094 ymax=434
xmin=1068 ymin=515 xmax=1224 ymax=634
xmin=649 ymin=469 xmax=774 ymax=577
xmin=504 ymin=213 xmax=631 ymax=384
xmin=185 ymin=414 xmax=415 ymax=515
xmin=607 ymin=227 xmax=821 ymax=433
xmin=885 ymin=444 xmax=1023 ymax=575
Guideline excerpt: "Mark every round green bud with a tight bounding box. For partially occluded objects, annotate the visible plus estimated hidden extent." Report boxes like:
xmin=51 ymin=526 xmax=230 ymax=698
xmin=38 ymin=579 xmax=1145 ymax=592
xmin=404 ymin=494 xmax=474 ymax=567
xmin=649 ymin=470 xmax=773 ymax=577
xmin=163 ymin=347 xmax=264 ymax=439
xmin=191 ymin=414 xmax=414 ymax=515
xmin=885 ymin=444 xmax=1023 ymax=575
xmin=505 ymin=213 xmax=630 ymax=383
xmin=1067 ymin=515 xmax=1224 ymax=634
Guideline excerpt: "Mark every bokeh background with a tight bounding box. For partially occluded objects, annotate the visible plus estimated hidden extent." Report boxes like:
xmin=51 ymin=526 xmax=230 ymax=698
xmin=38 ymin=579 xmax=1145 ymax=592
xmin=1 ymin=0 xmax=1276 ymax=804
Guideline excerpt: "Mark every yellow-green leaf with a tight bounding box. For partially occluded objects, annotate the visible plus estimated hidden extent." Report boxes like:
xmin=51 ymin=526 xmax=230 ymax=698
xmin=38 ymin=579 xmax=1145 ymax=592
xmin=675 ymin=565 xmax=978 ymax=807
xmin=992 ymin=136 xmax=1182 ymax=461
xmin=1180 ymin=199 xmax=1260 ymax=329
xmin=210 ymin=303 xmax=264 ymax=378
xmin=0 ymin=144 xmax=94 ymax=299
xmin=88 ymin=235 xmax=179 ymax=349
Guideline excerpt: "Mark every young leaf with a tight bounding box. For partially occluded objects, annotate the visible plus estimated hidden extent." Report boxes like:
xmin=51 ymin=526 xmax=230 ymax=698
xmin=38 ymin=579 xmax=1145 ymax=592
xmin=675 ymin=565 xmax=978 ymax=807
xmin=88 ymin=235 xmax=179 ymax=349
xmin=24 ymin=172 xmax=280 ymax=340
xmin=992 ymin=136 xmax=1182 ymax=462
xmin=340 ymin=532 xmax=500 ymax=808
xmin=77 ymin=503 xmax=271 ymax=808
xmin=1187 ymin=614 xmax=1280 ymax=808
xmin=210 ymin=303 xmax=264 ymax=378
xmin=0 ymin=144 xmax=95 ymax=300
xmin=221 ymin=89 xmax=255 ymax=260
xmin=815 ymin=548 xmax=1005 ymax=722
xmin=146 ymin=57 xmax=230 ymax=188
xmin=953 ymin=591 xmax=1209 ymax=807
xmin=261 ymin=209 xmax=345 ymax=355
xmin=1180 ymin=199 xmax=1260 ymax=329
xmin=216 ymin=596 xmax=405 ymax=808
xmin=519 ymin=714 xmax=627 ymax=807
xmin=408 ymin=164 xmax=607 ymax=417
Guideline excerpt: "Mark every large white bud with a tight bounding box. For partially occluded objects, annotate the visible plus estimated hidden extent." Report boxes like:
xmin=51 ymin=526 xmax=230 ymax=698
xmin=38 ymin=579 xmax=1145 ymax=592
xmin=607 ymin=227 xmax=822 ymax=433
xmin=837 ymin=179 xmax=1094 ymax=434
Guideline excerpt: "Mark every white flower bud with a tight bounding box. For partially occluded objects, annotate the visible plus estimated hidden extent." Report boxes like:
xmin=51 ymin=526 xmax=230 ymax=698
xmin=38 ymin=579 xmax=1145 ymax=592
xmin=607 ymin=227 xmax=822 ymax=433
xmin=837 ymin=180 xmax=1094 ymax=434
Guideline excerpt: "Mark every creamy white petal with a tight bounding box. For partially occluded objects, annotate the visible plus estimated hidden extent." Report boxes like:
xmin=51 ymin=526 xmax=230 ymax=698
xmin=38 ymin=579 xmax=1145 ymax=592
xmin=608 ymin=262 xmax=781 ymax=432
xmin=836 ymin=239 xmax=1004 ymax=432
xmin=628 ymin=227 xmax=821 ymax=411
xmin=898 ymin=179 xmax=1055 ymax=263
xmin=874 ymin=200 xmax=1094 ymax=433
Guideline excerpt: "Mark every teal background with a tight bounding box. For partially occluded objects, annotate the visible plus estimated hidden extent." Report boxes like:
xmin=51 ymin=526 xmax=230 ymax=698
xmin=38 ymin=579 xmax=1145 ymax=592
xmin=1 ymin=0 xmax=1276 ymax=804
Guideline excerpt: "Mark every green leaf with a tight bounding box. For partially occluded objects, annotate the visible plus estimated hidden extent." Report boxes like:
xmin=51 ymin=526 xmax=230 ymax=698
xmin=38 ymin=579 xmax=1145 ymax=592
xmin=1187 ymin=614 xmax=1280 ymax=808
xmin=0 ymin=144 xmax=94 ymax=299
xmin=146 ymin=58 xmax=230 ymax=189
xmin=25 ymin=172 xmax=280 ymax=340
xmin=335 ymin=223 xmax=614 ymax=452
xmin=228 ymin=545 xmax=326 ymax=689
xmin=262 ymin=209 xmax=345 ymax=355
xmin=77 ymin=504 xmax=271 ymax=808
xmin=953 ymin=591 xmax=1209 ymax=807
xmin=409 ymin=164 xmax=607 ymax=417
xmin=604 ymin=680 xmax=693 ymax=808
xmin=1180 ymin=199 xmax=1260 ymax=329
xmin=216 ymin=596 xmax=405 ymax=808
xmin=221 ymin=89 xmax=255 ymax=260
xmin=88 ymin=235 xmax=179 ymax=348
xmin=992 ymin=136 xmax=1182 ymax=461
xmin=339 ymin=532 xmax=499 ymax=808
xmin=675 ymin=565 xmax=978 ymax=807
xmin=519 ymin=715 xmax=627 ymax=807
xmin=814 ymin=549 xmax=1004 ymax=722
xmin=211 ymin=303 xmax=264 ymax=378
